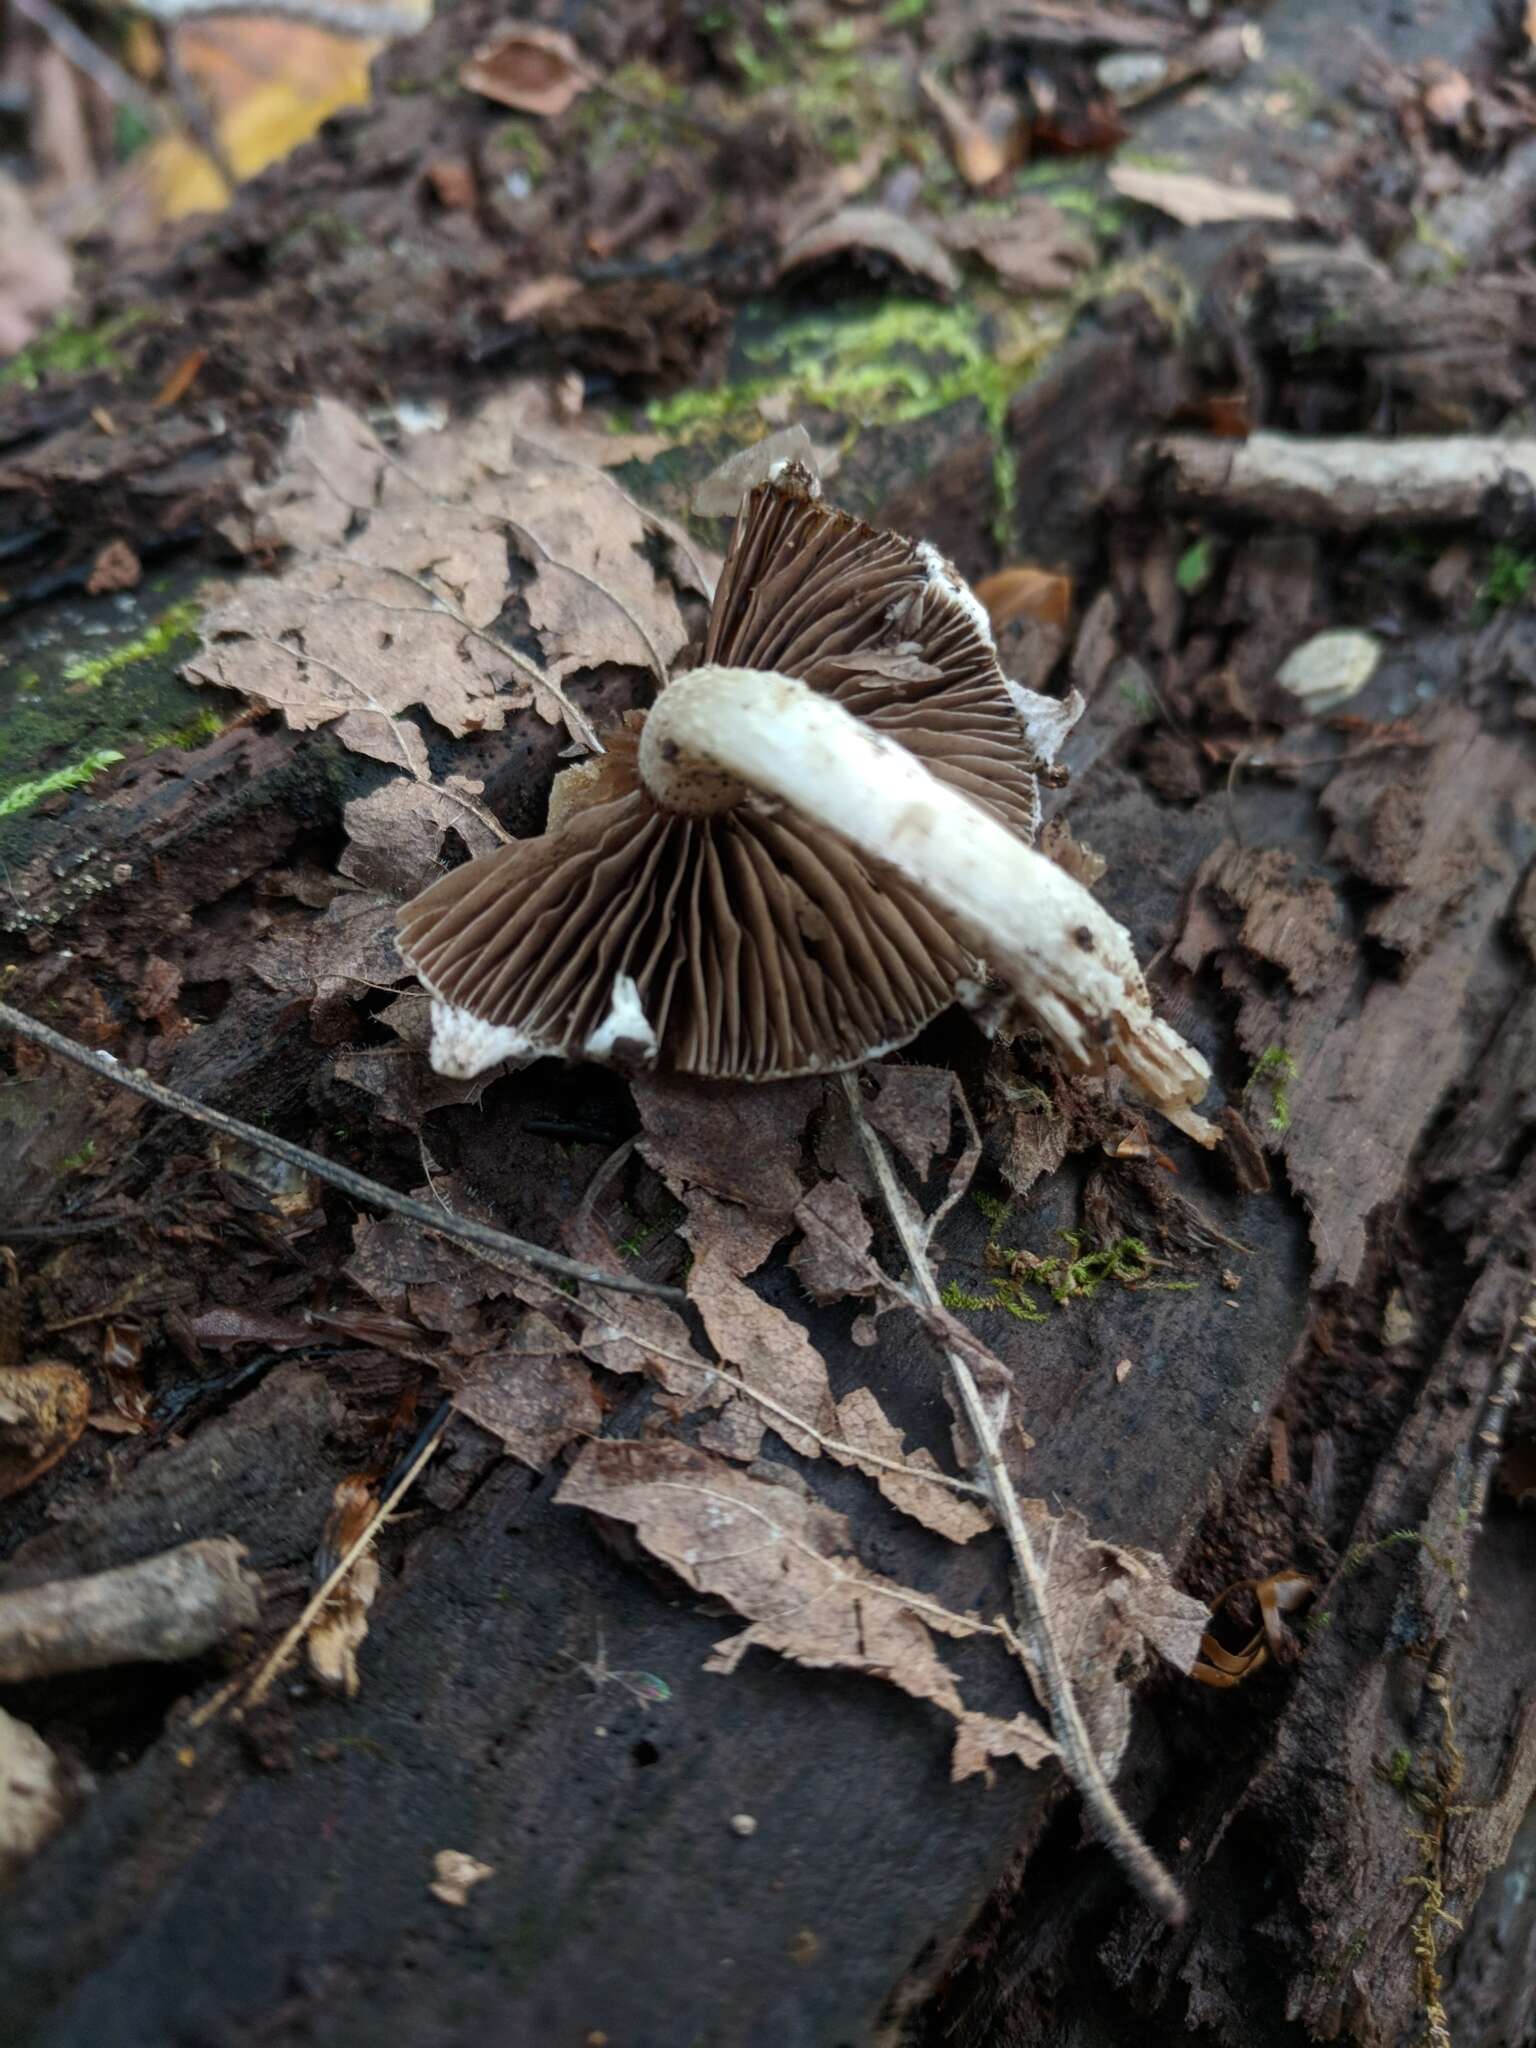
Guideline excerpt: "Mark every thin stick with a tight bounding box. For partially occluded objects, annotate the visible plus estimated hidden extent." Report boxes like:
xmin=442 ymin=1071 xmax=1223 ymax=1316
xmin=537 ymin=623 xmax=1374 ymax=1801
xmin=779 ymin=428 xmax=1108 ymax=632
xmin=839 ymin=1072 xmax=1188 ymax=1925
xmin=242 ymin=1411 xmax=448 ymax=1708
xmin=0 ymin=1002 xmax=685 ymax=1306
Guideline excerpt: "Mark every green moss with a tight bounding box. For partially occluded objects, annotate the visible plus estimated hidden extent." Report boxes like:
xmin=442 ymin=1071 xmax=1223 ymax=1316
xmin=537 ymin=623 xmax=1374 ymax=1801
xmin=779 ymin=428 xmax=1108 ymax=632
xmin=61 ymin=599 xmax=203 ymax=690
xmin=650 ymin=298 xmax=1060 ymax=538
xmin=1244 ymin=1045 xmax=1298 ymax=1132
xmin=495 ymin=118 xmax=552 ymax=177
xmin=57 ymin=1138 xmax=98 ymax=1173
xmin=1478 ymin=544 xmax=1535 ymax=615
xmin=0 ymin=310 xmax=150 ymax=391
xmin=0 ymin=590 xmax=224 ymax=838
xmin=0 ymin=749 xmax=124 ymax=819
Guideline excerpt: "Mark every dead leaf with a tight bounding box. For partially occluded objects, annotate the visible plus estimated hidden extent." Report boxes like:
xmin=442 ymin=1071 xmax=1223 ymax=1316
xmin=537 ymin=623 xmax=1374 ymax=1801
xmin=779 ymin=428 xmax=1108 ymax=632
xmin=459 ymin=26 xmax=593 ymax=118
xmin=681 ymin=1190 xmax=836 ymax=1460
xmin=974 ymin=566 xmax=1073 ymax=633
xmin=338 ymin=776 xmax=504 ymax=899
xmin=86 ymin=541 xmax=142 ymax=595
xmin=425 ymin=158 xmax=477 ymax=209
xmin=1108 ymin=164 xmax=1297 ymax=226
xmin=938 ymin=203 xmax=1093 ymax=294
xmin=195 ymin=388 xmax=689 ymax=761
xmin=778 ymin=208 xmax=959 ymax=296
xmin=920 ymin=73 xmax=1028 ymax=187
xmin=445 ymin=1348 xmax=603 ymax=1470
xmin=308 ymin=1474 xmax=379 ymax=1696
xmin=790 ymin=1179 xmax=876 ymax=1305
xmin=865 ymin=1066 xmax=960 ymax=1180
xmin=430 ymin=1849 xmax=495 ymax=1906
xmin=500 ymin=275 xmax=582 ymax=324
xmin=0 ymin=1365 xmax=89 ymax=1499
xmin=633 ymin=1074 xmax=821 ymax=1220
xmin=557 ymin=1439 xmax=1056 ymax=1779
xmin=1015 ymin=1498 xmax=1209 ymax=1775
xmin=833 ymin=1388 xmax=991 ymax=1543
xmin=0 ymin=1707 xmax=65 ymax=1879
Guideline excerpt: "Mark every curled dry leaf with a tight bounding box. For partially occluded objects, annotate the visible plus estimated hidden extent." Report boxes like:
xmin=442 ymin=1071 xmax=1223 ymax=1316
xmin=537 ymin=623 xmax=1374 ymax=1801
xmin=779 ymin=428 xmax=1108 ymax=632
xmin=919 ymin=73 xmax=1028 ymax=188
xmin=865 ymin=1065 xmax=966 ymax=1182
xmin=633 ymin=1073 xmax=821 ymax=1220
xmin=338 ymin=777 xmax=505 ymax=900
xmin=938 ymin=204 xmax=1094 ymax=295
xmin=1014 ymin=1498 xmax=1209 ymax=1777
xmin=681 ymin=1190 xmax=836 ymax=1460
xmin=431 ymin=1849 xmax=495 ymax=1906
xmin=1108 ymin=164 xmax=1297 ymax=227
xmin=557 ymin=1439 xmax=1055 ymax=1780
xmin=778 ymin=207 xmax=960 ymax=296
xmin=0 ymin=1364 xmax=90 ymax=1499
xmin=459 ymin=25 xmax=593 ymax=118
xmin=974 ymin=566 xmax=1074 ymax=634
xmin=308 ymin=1474 xmax=380 ymax=1697
xmin=833 ymin=1388 xmax=991 ymax=1544
xmin=0 ymin=174 xmax=72 ymax=359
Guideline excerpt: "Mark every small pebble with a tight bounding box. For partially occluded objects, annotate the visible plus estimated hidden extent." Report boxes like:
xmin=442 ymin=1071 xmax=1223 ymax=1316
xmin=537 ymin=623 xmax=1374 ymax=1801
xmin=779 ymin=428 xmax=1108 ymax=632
xmin=730 ymin=1812 xmax=757 ymax=1837
xmin=1276 ymin=629 xmax=1381 ymax=714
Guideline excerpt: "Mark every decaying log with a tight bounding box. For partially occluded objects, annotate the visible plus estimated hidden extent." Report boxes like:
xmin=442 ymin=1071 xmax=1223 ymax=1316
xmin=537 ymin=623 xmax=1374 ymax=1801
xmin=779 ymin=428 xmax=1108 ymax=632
xmin=1153 ymin=430 xmax=1536 ymax=528
xmin=0 ymin=1537 xmax=261 ymax=1682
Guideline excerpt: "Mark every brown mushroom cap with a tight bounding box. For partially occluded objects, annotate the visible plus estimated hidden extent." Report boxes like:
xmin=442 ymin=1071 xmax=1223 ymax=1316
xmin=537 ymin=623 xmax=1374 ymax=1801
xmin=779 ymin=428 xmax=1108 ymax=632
xmin=397 ymin=462 xmax=1075 ymax=1081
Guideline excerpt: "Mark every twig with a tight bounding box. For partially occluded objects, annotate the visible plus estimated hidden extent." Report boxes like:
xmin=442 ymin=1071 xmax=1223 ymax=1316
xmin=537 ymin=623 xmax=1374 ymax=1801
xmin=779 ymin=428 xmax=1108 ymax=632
xmin=1152 ymin=430 xmax=1536 ymax=530
xmin=0 ymin=1001 xmax=685 ymax=1305
xmin=241 ymin=1408 xmax=448 ymax=1709
xmin=0 ymin=1538 xmax=260 ymax=1683
xmin=132 ymin=0 xmax=419 ymax=34
xmin=838 ymin=1072 xmax=1187 ymax=1925
xmin=11 ymin=0 xmax=163 ymax=121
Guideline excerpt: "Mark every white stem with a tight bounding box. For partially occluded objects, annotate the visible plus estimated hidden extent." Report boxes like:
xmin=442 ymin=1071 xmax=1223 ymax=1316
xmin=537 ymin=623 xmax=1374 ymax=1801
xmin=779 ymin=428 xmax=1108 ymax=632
xmin=641 ymin=667 xmax=1216 ymax=1139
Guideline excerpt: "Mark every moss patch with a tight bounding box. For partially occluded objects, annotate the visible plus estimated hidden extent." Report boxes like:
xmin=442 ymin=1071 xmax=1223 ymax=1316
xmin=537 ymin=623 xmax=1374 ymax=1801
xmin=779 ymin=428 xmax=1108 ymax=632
xmin=0 ymin=583 xmax=230 ymax=845
xmin=0 ymin=310 xmax=151 ymax=392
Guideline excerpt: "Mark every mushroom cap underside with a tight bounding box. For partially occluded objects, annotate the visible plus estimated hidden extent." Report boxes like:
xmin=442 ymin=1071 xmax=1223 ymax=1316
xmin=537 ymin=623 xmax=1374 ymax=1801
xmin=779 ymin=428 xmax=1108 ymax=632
xmin=397 ymin=770 xmax=977 ymax=1080
xmin=396 ymin=460 xmax=1075 ymax=1081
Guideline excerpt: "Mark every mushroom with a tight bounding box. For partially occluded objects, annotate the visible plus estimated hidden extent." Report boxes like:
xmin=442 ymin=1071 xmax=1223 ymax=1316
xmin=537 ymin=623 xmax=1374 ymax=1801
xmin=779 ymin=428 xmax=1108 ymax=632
xmin=398 ymin=462 xmax=1215 ymax=1140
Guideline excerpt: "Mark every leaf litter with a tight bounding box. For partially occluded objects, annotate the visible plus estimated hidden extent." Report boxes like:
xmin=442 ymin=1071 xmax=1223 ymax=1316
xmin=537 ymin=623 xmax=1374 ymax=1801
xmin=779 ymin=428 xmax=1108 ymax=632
xmin=173 ymin=394 xmax=1211 ymax=1915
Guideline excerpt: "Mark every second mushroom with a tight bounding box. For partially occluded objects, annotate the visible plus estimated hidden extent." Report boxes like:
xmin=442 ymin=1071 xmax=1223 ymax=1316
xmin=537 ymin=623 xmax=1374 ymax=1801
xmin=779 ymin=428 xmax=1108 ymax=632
xmin=397 ymin=460 xmax=1214 ymax=1141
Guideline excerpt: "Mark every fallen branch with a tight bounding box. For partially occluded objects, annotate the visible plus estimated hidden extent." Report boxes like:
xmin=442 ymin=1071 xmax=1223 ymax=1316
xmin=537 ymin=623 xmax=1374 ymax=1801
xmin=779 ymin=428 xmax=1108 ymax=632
xmin=839 ymin=1072 xmax=1188 ymax=1925
xmin=0 ymin=1537 xmax=260 ymax=1682
xmin=0 ymin=1002 xmax=685 ymax=1306
xmin=1152 ymin=430 xmax=1536 ymax=529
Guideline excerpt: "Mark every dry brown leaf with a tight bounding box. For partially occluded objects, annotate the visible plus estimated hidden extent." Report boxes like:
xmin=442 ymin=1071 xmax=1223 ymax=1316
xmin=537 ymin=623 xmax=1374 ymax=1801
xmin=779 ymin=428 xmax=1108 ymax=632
xmin=338 ymin=776 xmax=504 ymax=899
xmin=446 ymin=1348 xmax=603 ymax=1470
xmin=865 ymin=1066 xmax=961 ymax=1180
xmin=430 ymin=1849 xmax=496 ymax=1906
xmin=790 ymin=1178 xmax=876 ymax=1305
xmin=0 ymin=1365 xmax=90 ymax=1499
xmin=561 ymin=1209 xmax=718 ymax=1407
xmin=974 ymin=565 xmax=1074 ymax=633
xmin=0 ymin=174 xmax=72 ymax=358
xmin=86 ymin=541 xmax=142 ymax=595
xmin=778 ymin=207 xmax=959 ymax=295
xmin=459 ymin=25 xmax=593 ymax=118
xmin=193 ymin=389 xmax=693 ymax=764
xmin=833 ymin=1388 xmax=991 ymax=1543
xmin=681 ymin=1190 xmax=836 ymax=1460
xmin=1014 ymin=1498 xmax=1208 ymax=1777
xmin=1108 ymin=164 xmax=1297 ymax=226
xmin=633 ymin=1074 xmax=821 ymax=1219
xmin=919 ymin=73 xmax=1027 ymax=187
xmin=557 ymin=1439 xmax=1056 ymax=1779
xmin=308 ymin=1474 xmax=380 ymax=1697
xmin=938 ymin=204 xmax=1094 ymax=294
